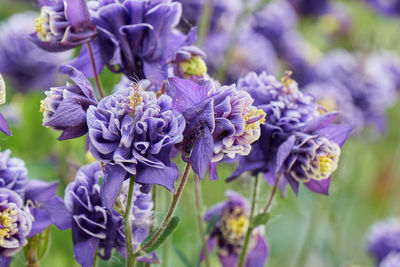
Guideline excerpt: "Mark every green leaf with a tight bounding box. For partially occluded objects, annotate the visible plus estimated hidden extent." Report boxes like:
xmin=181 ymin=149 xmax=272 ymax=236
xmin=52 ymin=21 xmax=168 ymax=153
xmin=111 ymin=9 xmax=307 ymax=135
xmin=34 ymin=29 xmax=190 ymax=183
xmin=172 ymin=245 xmax=193 ymax=267
xmin=250 ymin=213 xmax=270 ymax=228
xmin=206 ymin=214 xmax=220 ymax=235
xmin=144 ymin=216 xmax=180 ymax=253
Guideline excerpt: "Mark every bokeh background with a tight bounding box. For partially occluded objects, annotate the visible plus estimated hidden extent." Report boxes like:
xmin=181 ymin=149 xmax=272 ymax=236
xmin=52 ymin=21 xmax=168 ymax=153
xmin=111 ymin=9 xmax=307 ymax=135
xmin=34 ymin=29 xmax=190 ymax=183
xmin=1 ymin=0 xmax=400 ymax=266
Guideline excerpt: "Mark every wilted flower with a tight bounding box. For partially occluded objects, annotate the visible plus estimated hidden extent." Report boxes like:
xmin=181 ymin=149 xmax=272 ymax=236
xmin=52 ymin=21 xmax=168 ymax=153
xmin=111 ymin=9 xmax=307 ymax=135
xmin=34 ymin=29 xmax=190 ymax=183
xmin=87 ymin=85 xmax=185 ymax=206
xmin=30 ymin=0 xmax=97 ymax=52
xmin=0 ymin=188 xmax=32 ymax=258
xmin=40 ymin=65 xmax=98 ymax=140
xmin=0 ymin=12 xmax=71 ymax=92
xmin=167 ymin=77 xmax=265 ymax=179
xmin=367 ymin=217 xmax=400 ymax=264
xmin=73 ymin=0 xmax=198 ymax=85
xmin=203 ymin=191 xmax=268 ymax=267
xmin=229 ymin=72 xmax=351 ymax=195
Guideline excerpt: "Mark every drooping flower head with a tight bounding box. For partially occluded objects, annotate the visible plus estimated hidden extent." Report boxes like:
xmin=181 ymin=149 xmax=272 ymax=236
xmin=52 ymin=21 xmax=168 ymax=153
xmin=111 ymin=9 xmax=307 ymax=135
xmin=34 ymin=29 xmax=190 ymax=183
xmin=166 ymin=77 xmax=265 ymax=179
xmin=30 ymin=0 xmax=97 ymax=52
xmin=203 ymin=191 xmax=269 ymax=267
xmin=0 ymin=188 xmax=32 ymax=258
xmin=0 ymin=12 xmax=71 ymax=92
xmin=73 ymin=0 xmax=199 ymax=85
xmin=87 ymin=84 xmax=185 ymax=207
xmin=40 ymin=65 xmax=98 ymax=140
xmin=229 ymin=72 xmax=351 ymax=195
xmin=0 ymin=74 xmax=11 ymax=136
xmin=366 ymin=217 xmax=400 ymax=264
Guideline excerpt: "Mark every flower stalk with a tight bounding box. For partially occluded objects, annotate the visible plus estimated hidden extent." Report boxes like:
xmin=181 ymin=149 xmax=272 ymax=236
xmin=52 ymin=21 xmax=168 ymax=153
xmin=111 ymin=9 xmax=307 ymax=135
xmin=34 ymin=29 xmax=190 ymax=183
xmin=137 ymin=162 xmax=191 ymax=254
xmin=124 ymin=176 xmax=137 ymax=267
xmin=263 ymin=173 xmax=282 ymax=213
xmin=237 ymin=174 xmax=260 ymax=267
xmin=86 ymin=42 xmax=105 ymax=98
xmin=194 ymin=174 xmax=211 ymax=267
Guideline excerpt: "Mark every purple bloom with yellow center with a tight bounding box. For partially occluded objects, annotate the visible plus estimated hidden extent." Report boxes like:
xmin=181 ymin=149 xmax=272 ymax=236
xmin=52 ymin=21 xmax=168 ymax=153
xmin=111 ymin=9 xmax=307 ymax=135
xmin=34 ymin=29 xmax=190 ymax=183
xmin=73 ymin=0 xmax=198 ymax=85
xmin=229 ymin=72 xmax=352 ymax=195
xmin=202 ymin=191 xmax=269 ymax=267
xmin=0 ymin=12 xmax=71 ymax=93
xmin=87 ymin=85 xmax=185 ymax=207
xmin=367 ymin=217 xmax=400 ymax=265
xmin=30 ymin=0 xmax=97 ymax=52
xmin=40 ymin=65 xmax=98 ymax=140
xmin=166 ymin=77 xmax=266 ymax=180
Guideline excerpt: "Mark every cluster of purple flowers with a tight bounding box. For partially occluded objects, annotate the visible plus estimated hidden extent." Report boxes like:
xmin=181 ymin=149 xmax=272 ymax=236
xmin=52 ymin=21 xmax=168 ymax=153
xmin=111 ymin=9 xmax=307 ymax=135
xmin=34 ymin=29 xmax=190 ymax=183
xmin=367 ymin=217 xmax=400 ymax=266
xmin=0 ymin=149 xmax=58 ymax=266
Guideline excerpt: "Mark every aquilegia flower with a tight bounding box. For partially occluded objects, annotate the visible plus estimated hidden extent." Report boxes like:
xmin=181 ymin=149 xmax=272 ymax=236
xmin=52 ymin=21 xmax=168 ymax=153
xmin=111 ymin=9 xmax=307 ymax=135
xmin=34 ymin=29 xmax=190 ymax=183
xmin=166 ymin=77 xmax=266 ymax=180
xmin=30 ymin=0 xmax=97 ymax=52
xmin=229 ymin=72 xmax=352 ymax=195
xmin=0 ymin=75 xmax=11 ymax=136
xmin=0 ymin=189 xmax=32 ymax=259
xmin=73 ymin=0 xmax=198 ymax=85
xmin=0 ymin=12 xmax=71 ymax=92
xmin=40 ymin=65 xmax=98 ymax=140
xmin=87 ymin=85 xmax=185 ymax=206
xmin=366 ymin=217 xmax=400 ymax=265
xmin=0 ymin=150 xmax=28 ymax=198
xmin=203 ymin=190 xmax=269 ymax=267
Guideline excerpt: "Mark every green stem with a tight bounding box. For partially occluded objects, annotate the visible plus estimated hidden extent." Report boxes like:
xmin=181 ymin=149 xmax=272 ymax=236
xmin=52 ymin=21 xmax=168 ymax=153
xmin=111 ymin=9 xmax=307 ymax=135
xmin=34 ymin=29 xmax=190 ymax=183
xmin=237 ymin=174 xmax=260 ymax=267
xmin=86 ymin=42 xmax=105 ymax=98
xmin=145 ymin=186 xmax=158 ymax=267
xmin=93 ymin=248 xmax=99 ymax=267
xmin=124 ymin=177 xmax=137 ymax=267
xmin=263 ymin=173 xmax=282 ymax=213
xmin=137 ymin=162 xmax=191 ymax=254
xmin=197 ymin=0 xmax=213 ymax=47
xmin=194 ymin=174 xmax=211 ymax=267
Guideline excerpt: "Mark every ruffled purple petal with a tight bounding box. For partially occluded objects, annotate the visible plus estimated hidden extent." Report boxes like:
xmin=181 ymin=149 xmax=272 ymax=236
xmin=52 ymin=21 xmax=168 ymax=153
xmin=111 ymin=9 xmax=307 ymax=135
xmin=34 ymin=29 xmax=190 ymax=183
xmin=191 ymin=126 xmax=213 ymax=179
xmin=101 ymin=164 xmax=127 ymax=210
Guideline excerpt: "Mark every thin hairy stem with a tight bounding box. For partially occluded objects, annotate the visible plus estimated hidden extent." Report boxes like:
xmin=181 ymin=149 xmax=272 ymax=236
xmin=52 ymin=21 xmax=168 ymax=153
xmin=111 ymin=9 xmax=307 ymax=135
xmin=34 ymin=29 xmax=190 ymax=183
xmin=86 ymin=42 xmax=105 ymax=98
xmin=137 ymin=162 xmax=191 ymax=254
xmin=263 ymin=173 xmax=282 ymax=213
xmin=124 ymin=177 xmax=136 ymax=267
xmin=194 ymin=174 xmax=211 ymax=267
xmin=237 ymin=174 xmax=260 ymax=267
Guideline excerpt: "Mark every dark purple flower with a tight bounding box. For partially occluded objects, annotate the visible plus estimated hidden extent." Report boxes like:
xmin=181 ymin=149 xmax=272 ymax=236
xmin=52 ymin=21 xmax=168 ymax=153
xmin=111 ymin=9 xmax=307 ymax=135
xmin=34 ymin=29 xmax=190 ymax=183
xmin=30 ymin=0 xmax=97 ymax=52
xmin=380 ymin=252 xmax=400 ymax=267
xmin=288 ymin=0 xmax=330 ymax=17
xmin=0 ymin=188 xmax=32 ymax=258
xmin=0 ymin=74 xmax=11 ymax=136
xmin=0 ymin=12 xmax=71 ymax=92
xmin=167 ymin=77 xmax=265 ymax=179
xmin=367 ymin=217 xmax=400 ymax=264
xmin=202 ymin=191 xmax=269 ymax=267
xmin=40 ymin=65 xmax=98 ymax=140
xmin=73 ymin=0 xmax=197 ymax=85
xmin=0 ymin=150 xmax=28 ymax=199
xmin=229 ymin=72 xmax=351 ymax=195
xmin=87 ymin=85 xmax=185 ymax=206
xmin=365 ymin=0 xmax=400 ymax=16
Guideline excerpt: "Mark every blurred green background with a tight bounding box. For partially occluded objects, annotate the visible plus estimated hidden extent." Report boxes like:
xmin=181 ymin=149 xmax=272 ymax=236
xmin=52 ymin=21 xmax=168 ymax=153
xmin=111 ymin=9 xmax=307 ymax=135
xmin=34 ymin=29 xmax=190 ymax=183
xmin=1 ymin=0 xmax=400 ymax=266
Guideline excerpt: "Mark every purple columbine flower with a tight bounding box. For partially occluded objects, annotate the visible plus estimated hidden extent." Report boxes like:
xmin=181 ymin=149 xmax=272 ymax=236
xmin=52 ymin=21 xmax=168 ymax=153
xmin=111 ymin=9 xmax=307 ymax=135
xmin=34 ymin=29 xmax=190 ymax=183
xmin=30 ymin=0 xmax=97 ymax=52
xmin=202 ymin=190 xmax=269 ymax=267
xmin=73 ymin=0 xmax=198 ymax=85
xmin=40 ymin=65 xmax=98 ymax=140
xmin=0 ymin=12 xmax=71 ymax=93
xmin=0 ymin=188 xmax=32 ymax=260
xmin=380 ymin=252 xmax=400 ymax=267
xmin=365 ymin=0 xmax=400 ymax=16
xmin=229 ymin=72 xmax=352 ymax=195
xmin=87 ymin=85 xmax=185 ymax=207
xmin=0 ymin=150 xmax=28 ymax=199
xmin=166 ymin=77 xmax=266 ymax=180
xmin=366 ymin=217 xmax=400 ymax=265
xmin=0 ymin=74 xmax=11 ymax=136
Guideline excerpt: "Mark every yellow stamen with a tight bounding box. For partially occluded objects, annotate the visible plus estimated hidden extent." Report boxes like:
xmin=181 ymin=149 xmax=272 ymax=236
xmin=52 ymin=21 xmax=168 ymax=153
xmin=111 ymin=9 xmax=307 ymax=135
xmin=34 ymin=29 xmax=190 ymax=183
xmin=40 ymin=100 xmax=46 ymax=113
xmin=244 ymin=108 xmax=266 ymax=131
xmin=0 ymin=208 xmax=16 ymax=246
xmin=318 ymin=155 xmax=333 ymax=174
xmin=281 ymin=70 xmax=295 ymax=91
xmin=226 ymin=214 xmax=249 ymax=236
xmin=127 ymin=83 xmax=143 ymax=110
